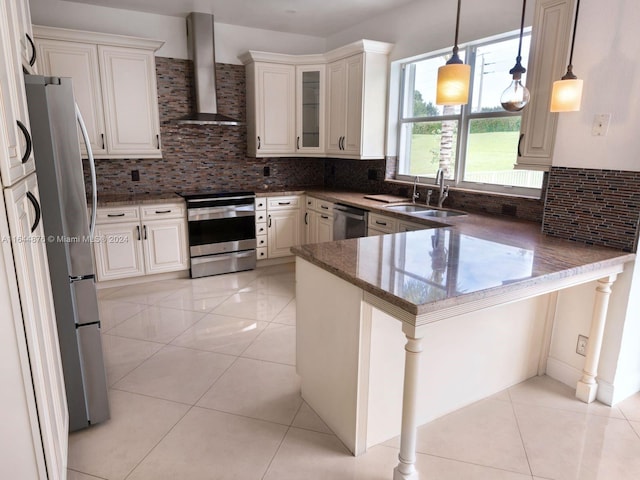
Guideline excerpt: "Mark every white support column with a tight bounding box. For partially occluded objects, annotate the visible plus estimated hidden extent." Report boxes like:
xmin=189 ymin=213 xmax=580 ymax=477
xmin=576 ymin=274 xmax=617 ymax=403
xmin=393 ymin=329 xmax=423 ymax=480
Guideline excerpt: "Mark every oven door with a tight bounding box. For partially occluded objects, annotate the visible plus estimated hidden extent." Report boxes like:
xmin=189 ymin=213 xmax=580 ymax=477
xmin=187 ymin=203 xmax=256 ymax=256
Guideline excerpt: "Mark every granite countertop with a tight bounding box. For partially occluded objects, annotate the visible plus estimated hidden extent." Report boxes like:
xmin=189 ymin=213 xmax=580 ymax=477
xmin=291 ymin=212 xmax=635 ymax=317
xmin=95 ymin=192 xmax=183 ymax=206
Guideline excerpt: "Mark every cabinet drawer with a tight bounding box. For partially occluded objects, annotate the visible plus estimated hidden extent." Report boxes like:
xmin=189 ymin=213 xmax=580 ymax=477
xmin=368 ymin=212 xmax=397 ymax=233
xmin=140 ymin=203 xmax=185 ymax=220
xmin=256 ymin=234 xmax=268 ymax=248
xmin=255 ymin=198 xmax=267 ymax=210
xmin=96 ymin=206 xmax=139 ymax=224
xmin=305 ymin=196 xmax=315 ymax=209
xmin=316 ymin=199 xmax=333 ymax=213
xmin=268 ymin=196 xmax=300 ymax=210
xmin=255 ymin=222 xmax=268 ymax=236
xmin=256 ymin=247 xmax=268 ymax=260
xmin=255 ymin=211 xmax=268 ymax=224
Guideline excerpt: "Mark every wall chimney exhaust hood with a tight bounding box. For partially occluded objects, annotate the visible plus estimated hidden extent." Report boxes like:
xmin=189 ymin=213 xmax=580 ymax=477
xmin=178 ymin=13 xmax=243 ymax=126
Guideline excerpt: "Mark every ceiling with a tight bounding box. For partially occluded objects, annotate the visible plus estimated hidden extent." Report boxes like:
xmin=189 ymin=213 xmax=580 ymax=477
xmin=63 ymin=0 xmax=420 ymax=37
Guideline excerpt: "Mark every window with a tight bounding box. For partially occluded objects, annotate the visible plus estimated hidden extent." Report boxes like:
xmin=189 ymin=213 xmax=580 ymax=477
xmin=397 ymin=31 xmax=543 ymax=195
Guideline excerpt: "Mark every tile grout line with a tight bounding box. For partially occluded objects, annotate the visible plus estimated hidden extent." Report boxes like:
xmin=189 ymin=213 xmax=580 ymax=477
xmin=508 ymin=387 xmax=535 ymax=478
xmin=260 ymin=400 xmax=305 ymax=480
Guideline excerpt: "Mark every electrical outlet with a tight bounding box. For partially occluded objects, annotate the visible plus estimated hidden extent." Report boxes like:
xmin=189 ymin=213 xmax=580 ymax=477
xmin=368 ymin=169 xmax=378 ymax=180
xmin=131 ymin=169 xmax=140 ymax=181
xmin=591 ymin=114 xmax=611 ymax=136
xmin=263 ymin=166 xmax=270 ymax=177
xmin=576 ymin=334 xmax=588 ymax=356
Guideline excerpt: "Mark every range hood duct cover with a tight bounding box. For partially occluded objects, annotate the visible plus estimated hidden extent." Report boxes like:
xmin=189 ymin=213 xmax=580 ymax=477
xmin=178 ymin=13 xmax=243 ymax=126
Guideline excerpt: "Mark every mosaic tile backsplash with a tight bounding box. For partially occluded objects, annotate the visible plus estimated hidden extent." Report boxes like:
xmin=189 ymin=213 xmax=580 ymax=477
xmin=543 ymin=167 xmax=640 ymax=252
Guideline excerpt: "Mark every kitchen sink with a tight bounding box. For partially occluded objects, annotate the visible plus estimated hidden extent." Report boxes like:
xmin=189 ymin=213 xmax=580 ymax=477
xmin=384 ymin=203 xmax=467 ymax=218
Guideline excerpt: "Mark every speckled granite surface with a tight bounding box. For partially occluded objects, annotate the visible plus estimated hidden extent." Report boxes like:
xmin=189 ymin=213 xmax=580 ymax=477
xmin=291 ymin=213 xmax=635 ymax=317
xmin=96 ymin=192 xmax=182 ymax=206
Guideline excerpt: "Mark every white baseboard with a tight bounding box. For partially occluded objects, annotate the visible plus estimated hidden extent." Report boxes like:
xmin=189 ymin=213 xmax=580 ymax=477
xmin=96 ymin=270 xmax=189 ymax=289
xmin=545 ymin=356 xmax=582 ymax=389
xmin=545 ymin=357 xmax=640 ymax=406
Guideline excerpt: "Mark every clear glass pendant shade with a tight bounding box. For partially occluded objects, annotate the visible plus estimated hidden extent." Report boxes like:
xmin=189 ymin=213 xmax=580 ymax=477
xmin=500 ymin=77 xmax=530 ymax=112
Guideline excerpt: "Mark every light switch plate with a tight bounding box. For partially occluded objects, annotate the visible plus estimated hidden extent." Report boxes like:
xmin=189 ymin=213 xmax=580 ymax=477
xmin=592 ymin=114 xmax=611 ymax=136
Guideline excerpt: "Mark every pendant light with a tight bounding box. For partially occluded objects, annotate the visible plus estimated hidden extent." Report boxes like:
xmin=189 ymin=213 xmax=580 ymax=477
xmin=501 ymin=0 xmax=530 ymax=112
xmin=550 ymin=0 xmax=583 ymax=112
xmin=436 ymin=0 xmax=471 ymax=105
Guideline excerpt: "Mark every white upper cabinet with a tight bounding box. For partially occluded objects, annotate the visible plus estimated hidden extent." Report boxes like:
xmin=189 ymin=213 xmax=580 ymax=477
xmin=99 ymin=45 xmax=162 ymax=157
xmin=296 ymin=64 xmax=325 ymax=154
xmin=36 ymin=40 xmax=107 ymax=156
xmin=241 ymin=40 xmax=391 ymax=159
xmin=33 ymin=26 xmax=164 ymax=159
xmin=246 ymin=62 xmax=296 ymax=156
xmin=325 ymin=42 xmax=392 ymax=159
xmin=517 ymin=0 xmax=574 ymax=170
xmin=9 ymin=0 xmax=37 ymax=72
xmin=0 ymin=0 xmax=36 ymax=187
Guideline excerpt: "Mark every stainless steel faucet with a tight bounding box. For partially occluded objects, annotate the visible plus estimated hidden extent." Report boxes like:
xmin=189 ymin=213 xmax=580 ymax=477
xmin=412 ymin=176 xmax=420 ymax=203
xmin=435 ymin=168 xmax=449 ymax=208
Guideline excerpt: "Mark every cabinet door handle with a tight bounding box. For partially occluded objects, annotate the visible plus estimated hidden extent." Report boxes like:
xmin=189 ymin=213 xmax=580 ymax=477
xmin=304 ymin=212 xmax=308 ymax=225
xmin=26 ymin=191 xmax=41 ymax=233
xmin=101 ymin=133 xmax=105 ymax=149
xmin=321 ymin=215 xmax=329 ymax=219
xmin=320 ymin=205 xmax=329 ymax=210
xmin=297 ymin=136 xmax=300 ymax=149
xmin=257 ymin=136 xmax=261 ymax=149
xmin=107 ymin=213 xmax=125 ymax=217
xmin=143 ymin=225 xmax=147 ymax=240
xmin=268 ymin=215 xmax=271 ymax=228
xmin=156 ymin=134 xmax=161 ymax=149
xmin=16 ymin=120 xmax=32 ymax=163
xmin=136 ymin=225 xmax=141 ymax=240
xmin=155 ymin=209 xmax=172 ymax=214
xmin=26 ymin=33 xmax=36 ymax=67
xmin=517 ymin=133 xmax=524 ymax=157
xmin=278 ymin=201 xmax=291 ymax=206
xmin=375 ymin=220 xmax=387 ymax=226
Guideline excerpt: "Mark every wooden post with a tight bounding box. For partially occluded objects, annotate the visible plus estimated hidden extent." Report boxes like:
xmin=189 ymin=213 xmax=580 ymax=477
xmin=576 ymin=274 xmax=617 ymax=403
xmin=393 ymin=331 xmax=423 ymax=480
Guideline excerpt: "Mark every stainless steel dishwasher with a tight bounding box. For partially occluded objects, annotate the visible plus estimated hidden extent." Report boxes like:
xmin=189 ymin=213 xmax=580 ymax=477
xmin=333 ymin=203 xmax=368 ymax=240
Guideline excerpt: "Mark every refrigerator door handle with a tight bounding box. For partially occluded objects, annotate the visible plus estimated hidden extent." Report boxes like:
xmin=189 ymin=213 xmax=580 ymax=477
xmin=75 ymin=103 xmax=97 ymax=238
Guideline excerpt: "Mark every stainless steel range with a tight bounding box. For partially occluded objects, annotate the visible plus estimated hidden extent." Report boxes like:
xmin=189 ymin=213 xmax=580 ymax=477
xmin=179 ymin=191 xmax=256 ymax=278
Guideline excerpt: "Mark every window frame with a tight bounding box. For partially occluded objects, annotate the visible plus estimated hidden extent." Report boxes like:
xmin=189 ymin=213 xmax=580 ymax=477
xmin=396 ymin=29 xmax=541 ymax=198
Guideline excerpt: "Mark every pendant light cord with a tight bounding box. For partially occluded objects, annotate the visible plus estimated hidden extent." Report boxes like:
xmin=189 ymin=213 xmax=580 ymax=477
xmin=453 ymin=0 xmax=462 ymax=53
xmin=568 ymin=0 xmax=581 ymax=67
xmin=509 ymin=0 xmax=527 ymax=76
xmin=516 ymin=0 xmax=527 ymax=59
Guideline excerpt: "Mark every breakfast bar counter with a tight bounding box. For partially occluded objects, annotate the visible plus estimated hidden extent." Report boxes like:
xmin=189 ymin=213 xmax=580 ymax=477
xmin=291 ymin=223 xmax=634 ymax=480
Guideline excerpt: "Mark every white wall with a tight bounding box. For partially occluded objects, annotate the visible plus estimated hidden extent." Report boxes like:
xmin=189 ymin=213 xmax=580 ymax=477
xmin=28 ymin=0 xmax=327 ymax=63
xmin=552 ymin=0 xmax=640 ymax=171
xmin=326 ymin=0 xmax=531 ymax=62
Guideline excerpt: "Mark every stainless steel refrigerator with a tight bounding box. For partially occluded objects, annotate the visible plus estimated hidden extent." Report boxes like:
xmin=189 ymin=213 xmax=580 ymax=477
xmin=25 ymin=75 xmax=109 ymax=432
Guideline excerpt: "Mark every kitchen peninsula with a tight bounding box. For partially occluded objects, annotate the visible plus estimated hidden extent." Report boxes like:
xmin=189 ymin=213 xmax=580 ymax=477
xmin=291 ymin=216 xmax=634 ymax=480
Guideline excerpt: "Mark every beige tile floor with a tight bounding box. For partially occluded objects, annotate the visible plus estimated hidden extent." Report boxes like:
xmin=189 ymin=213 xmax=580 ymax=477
xmin=69 ymin=263 xmax=640 ymax=480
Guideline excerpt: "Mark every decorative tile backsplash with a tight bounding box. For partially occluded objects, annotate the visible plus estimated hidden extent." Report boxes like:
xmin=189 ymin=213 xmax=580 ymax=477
xmin=543 ymin=167 xmax=640 ymax=252
xmin=323 ymin=157 xmax=545 ymax=223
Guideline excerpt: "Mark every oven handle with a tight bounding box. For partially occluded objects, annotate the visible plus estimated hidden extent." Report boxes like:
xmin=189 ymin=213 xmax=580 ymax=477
xmin=188 ymin=208 xmax=255 ymax=222
xmin=190 ymin=250 xmax=256 ymax=265
xmin=186 ymin=195 xmax=255 ymax=203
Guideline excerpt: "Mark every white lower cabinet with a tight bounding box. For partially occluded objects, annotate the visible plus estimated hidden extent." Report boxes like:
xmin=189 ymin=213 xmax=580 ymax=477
xmin=305 ymin=195 xmax=334 ymax=244
xmin=94 ymin=203 xmax=188 ymax=282
xmin=266 ymin=195 xmax=302 ymax=259
xmin=2 ymin=173 xmax=68 ymax=479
